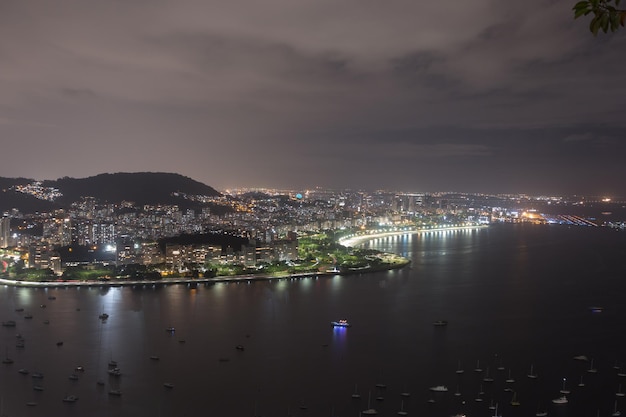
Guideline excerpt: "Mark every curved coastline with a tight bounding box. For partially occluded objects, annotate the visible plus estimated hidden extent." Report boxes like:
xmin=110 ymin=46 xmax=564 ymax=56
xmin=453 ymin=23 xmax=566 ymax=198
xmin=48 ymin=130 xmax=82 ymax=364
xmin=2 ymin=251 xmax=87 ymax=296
xmin=338 ymin=224 xmax=488 ymax=247
xmin=0 ymin=225 xmax=486 ymax=288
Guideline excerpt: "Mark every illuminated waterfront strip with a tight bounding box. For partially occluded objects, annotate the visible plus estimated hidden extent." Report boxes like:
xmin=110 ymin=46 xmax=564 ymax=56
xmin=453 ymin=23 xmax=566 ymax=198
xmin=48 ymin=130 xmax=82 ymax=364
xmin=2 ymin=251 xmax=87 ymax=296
xmin=338 ymin=225 xmax=489 ymax=247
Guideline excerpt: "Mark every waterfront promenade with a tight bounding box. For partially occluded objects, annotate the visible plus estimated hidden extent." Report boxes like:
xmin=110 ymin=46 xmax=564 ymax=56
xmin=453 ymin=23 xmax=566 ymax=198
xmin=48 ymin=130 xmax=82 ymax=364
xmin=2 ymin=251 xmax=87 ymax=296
xmin=338 ymin=224 xmax=488 ymax=247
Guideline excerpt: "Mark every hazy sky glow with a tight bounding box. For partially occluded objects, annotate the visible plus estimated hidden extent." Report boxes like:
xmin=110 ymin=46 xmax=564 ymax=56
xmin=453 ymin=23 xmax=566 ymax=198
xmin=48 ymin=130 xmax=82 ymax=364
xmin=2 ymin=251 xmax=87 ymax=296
xmin=1 ymin=0 xmax=625 ymax=195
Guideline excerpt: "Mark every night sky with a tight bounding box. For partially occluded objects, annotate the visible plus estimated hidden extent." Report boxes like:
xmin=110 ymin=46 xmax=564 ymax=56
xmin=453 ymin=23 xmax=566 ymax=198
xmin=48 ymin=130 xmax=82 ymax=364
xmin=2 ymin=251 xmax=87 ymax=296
xmin=1 ymin=1 xmax=625 ymax=196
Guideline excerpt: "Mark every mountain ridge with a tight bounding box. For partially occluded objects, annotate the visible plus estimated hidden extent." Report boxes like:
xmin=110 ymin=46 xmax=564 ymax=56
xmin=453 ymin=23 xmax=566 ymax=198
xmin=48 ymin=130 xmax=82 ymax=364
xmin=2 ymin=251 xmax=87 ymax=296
xmin=0 ymin=172 xmax=221 ymax=213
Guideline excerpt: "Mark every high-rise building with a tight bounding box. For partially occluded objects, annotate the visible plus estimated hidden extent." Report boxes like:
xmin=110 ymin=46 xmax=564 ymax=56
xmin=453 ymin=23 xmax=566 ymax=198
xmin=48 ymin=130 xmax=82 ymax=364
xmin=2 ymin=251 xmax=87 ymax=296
xmin=0 ymin=217 xmax=10 ymax=248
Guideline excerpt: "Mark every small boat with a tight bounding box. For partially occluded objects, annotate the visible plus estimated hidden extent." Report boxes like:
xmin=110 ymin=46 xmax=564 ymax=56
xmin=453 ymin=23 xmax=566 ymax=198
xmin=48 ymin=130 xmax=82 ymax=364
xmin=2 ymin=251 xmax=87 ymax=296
xmin=48 ymin=296 xmax=56 ymax=300
xmin=474 ymin=360 xmax=483 ymax=373
xmin=552 ymin=396 xmax=568 ymax=404
xmin=165 ymin=327 xmax=175 ymax=332
xmin=24 ymin=313 xmax=33 ymax=319
xmin=39 ymin=304 xmax=46 ymax=308
xmin=235 ymin=345 xmax=245 ymax=351
xmin=75 ymin=366 xmax=85 ymax=372
xmin=68 ymin=374 xmax=79 ymax=381
xmin=573 ymin=355 xmax=589 ymax=361
xmin=536 ymin=410 xmax=548 ymax=417
xmin=560 ymin=377 xmax=570 ymax=394
xmin=99 ymin=313 xmax=109 ymax=320
xmin=149 ymin=355 xmax=160 ymax=360
xmin=483 ymin=367 xmax=494 ymax=382
xmin=588 ymin=358 xmax=598 ymax=373
xmin=163 ymin=382 xmax=174 ymax=389
xmin=31 ymin=372 xmax=44 ymax=379
xmin=455 ymin=360 xmax=464 ymax=374
xmin=33 ymin=385 xmax=44 ymax=391
xmin=43 ymin=320 xmax=50 ymax=324
xmin=26 ymin=401 xmax=37 ymax=407
xmin=613 ymin=400 xmax=622 ymax=416
xmin=505 ymin=369 xmax=515 ymax=383
xmin=351 ymin=384 xmax=361 ymax=399
xmin=578 ymin=375 xmax=585 ymax=387
xmin=617 ymin=384 xmax=625 ymax=397
xmin=62 ymin=395 xmax=79 ymax=403
xmin=96 ymin=379 xmax=105 ymax=386
xmin=331 ymin=319 xmax=351 ymax=327
xmin=108 ymin=368 xmax=121 ymax=376
xmin=14 ymin=308 xmax=24 ymax=312
xmin=18 ymin=368 xmax=29 ymax=375
xmin=527 ymin=364 xmax=538 ymax=379
xmin=56 ymin=341 xmax=64 ymax=346
xmin=511 ymin=391 xmax=521 ymax=406
xmin=433 ymin=320 xmax=448 ymax=326
xmin=108 ymin=360 xmax=118 ymax=367
xmin=108 ymin=389 xmax=122 ymax=396
xmin=429 ymin=385 xmax=448 ymax=392
xmin=2 ymin=320 xmax=16 ymax=327
xmin=362 ymin=391 xmax=378 ymax=415
xmin=397 ymin=399 xmax=408 ymax=416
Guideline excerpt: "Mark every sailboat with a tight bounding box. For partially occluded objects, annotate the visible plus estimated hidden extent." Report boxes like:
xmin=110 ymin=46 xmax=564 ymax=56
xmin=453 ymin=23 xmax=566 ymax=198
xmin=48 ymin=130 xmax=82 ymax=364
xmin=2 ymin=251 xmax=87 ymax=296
xmin=613 ymin=400 xmax=622 ymax=417
xmin=351 ymin=384 xmax=360 ymax=399
xmin=505 ymin=369 xmax=515 ymax=383
xmin=474 ymin=360 xmax=483 ymax=372
xmin=475 ymin=385 xmax=484 ymax=402
xmin=397 ymin=399 xmax=408 ymax=416
xmin=560 ymin=377 xmax=570 ymax=394
xmin=578 ymin=375 xmax=585 ymax=387
xmin=617 ymin=384 xmax=625 ymax=397
xmin=511 ymin=391 xmax=521 ymax=406
xmin=527 ymin=364 xmax=538 ymax=379
xmin=493 ymin=402 xmax=501 ymax=417
xmin=362 ymin=390 xmax=378 ymax=415
xmin=455 ymin=360 xmax=464 ymax=374
xmin=2 ymin=348 xmax=13 ymax=364
xmin=483 ymin=367 xmax=494 ymax=383
xmin=588 ymin=358 xmax=598 ymax=373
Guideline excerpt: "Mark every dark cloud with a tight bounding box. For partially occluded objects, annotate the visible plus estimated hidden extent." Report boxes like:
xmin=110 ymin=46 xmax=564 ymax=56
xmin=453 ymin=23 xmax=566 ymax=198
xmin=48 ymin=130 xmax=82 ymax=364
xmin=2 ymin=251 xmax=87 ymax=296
xmin=0 ymin=0 xmax=624 ymax=195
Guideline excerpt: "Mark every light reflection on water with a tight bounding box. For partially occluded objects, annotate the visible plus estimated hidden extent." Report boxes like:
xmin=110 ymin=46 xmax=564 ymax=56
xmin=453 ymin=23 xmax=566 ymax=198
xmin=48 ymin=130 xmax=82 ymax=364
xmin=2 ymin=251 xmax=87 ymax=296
xmin=0 ymin=225 xmax=625 ymax=416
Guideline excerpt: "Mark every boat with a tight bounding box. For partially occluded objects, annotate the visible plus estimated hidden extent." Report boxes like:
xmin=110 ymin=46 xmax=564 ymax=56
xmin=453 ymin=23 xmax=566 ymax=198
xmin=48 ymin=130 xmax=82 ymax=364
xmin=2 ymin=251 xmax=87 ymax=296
xmin=573 ymin=355 xmax=589 ymax=361
xmin=560 ymin=377 xmax=570 ymax=394
xmin=552 ymin=396 xmax=568 ymax=404
xmin=108 ymin=368 xmax=121 ymax=376
xmin=588 ymin=358 xmax=598 ymax=373
xmin=24 ymin=313 xmax=33 ymax=319
xmin=62 ymin=395 xmax=79 ymax=403
xmin=26 ymin=401 xmax=37 ymax=407
xmin=1 ymin=320 xmax=16 ymax=327
xmin=48 ymin=296 xmax=56 ymax=300
xmin=331 ymin=319 xmax=351 ymax=327
xmin=474 ymin=360 xmax=483 ymax=372
xmin=455 ymin=360 xmax=464 ymax=374
xmin=351 ymin=384 xmax=361 ymax=399
xmin=362 ymin=391 xmax=378 ymax=415
xmin=2 ymin=348 xmax=13 ymax=364
xmin=433 ymin=320 xmax=448 ymax=326
xmin=149 ymin=355 xmax=160 ymax=360
xmin=578 ymin=375 xmax=585 ymax=387
xmin=99 ymin=313 xmax=109 ymax=320
xmin=75 ymin=366 xmax=85 ymax=372
xmin=617 ymin=384 xmax=625 ymax=397
xmin=483 ymin=367 xmax=494 ymax=382
xmin=505 ymin=369 xmax=515 ymax=383
xmin=31 ymin=372 xmax=44 ymax=379
xmin=68 ymin=374 xmax=79 ymax=380
xmin=56 ymin=341 xmax=64 ymax=346
xmin=163 ymin=382 xmax=174 ymax=389
xmin=511 ymin=391 xmax=521 ymax=406
xmin=613 ymin=400 xmax=622 ymax=417
xmin=235 ymin=345 xmax=245 ymax=351
xmin=33 ymin=385 xmax=44 ymax=391
xmin=536 ymin=411 xmax=548 ymax=417
xmin=165 ymin=327 xmax=175 ymax=332
xmin=18 ymin=368 xmax=29 ymax=375
xmin=429 ymin=385 xmax=448 ymax=392
xmin=108 ymin=389 xmax=122 ymax=396
xmin=397 ymin=399 xmax=408 ymax=416
xmin=527 ymin=364 xmax=538 ymax=379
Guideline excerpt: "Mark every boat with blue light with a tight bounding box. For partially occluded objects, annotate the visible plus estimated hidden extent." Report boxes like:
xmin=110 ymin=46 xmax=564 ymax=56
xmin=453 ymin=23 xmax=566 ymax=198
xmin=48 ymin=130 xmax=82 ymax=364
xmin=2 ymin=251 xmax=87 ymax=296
xmin=331 ymin=319 xmax=351 ymax=327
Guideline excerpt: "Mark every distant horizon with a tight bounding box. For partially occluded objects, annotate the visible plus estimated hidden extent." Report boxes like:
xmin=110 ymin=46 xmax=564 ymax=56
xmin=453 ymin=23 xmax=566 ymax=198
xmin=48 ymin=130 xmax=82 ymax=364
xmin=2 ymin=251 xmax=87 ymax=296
xmin=1 ymin=171 xmax=623 ymax=199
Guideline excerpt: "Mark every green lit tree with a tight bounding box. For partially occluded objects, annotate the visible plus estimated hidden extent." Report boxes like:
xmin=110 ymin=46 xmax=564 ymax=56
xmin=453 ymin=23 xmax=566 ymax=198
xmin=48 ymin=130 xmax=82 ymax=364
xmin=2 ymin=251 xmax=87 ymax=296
xmin=573 ymin=0 xmax=626 ymax=35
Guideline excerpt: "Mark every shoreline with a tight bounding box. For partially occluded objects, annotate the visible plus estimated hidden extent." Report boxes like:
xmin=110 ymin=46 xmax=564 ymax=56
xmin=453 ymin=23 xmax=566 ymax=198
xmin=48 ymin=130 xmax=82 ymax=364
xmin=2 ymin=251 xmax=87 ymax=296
xmin=0 ymin=225 xmax=484 ymax=288
xmin=338 ymin=224 xmax=488 ymax=247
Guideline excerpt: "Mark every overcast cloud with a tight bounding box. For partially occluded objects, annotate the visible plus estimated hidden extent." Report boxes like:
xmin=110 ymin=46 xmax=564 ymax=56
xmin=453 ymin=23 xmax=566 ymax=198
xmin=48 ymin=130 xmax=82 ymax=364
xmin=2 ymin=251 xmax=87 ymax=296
xmin=0 ymin=0 xmax=624 ymax=195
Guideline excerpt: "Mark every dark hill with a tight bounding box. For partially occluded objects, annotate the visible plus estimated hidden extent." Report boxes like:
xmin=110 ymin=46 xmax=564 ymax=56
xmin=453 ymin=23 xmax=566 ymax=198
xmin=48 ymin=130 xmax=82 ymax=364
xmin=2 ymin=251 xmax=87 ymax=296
xmin=0 ymin=189 xmax=57 ymax=213
xmin=44 ymin=172 xmax=220 ymax=206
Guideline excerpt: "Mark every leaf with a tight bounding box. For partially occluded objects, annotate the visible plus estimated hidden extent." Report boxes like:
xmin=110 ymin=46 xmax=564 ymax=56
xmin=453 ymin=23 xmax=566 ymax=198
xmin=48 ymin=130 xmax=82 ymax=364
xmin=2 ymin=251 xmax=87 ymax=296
xmin=620 ymin=11 xmax=626 ymax=26
xmin=573 ymin=0 xmax=590 ymax=9
xmin=590 ymin=15 xmax=601 ymax=35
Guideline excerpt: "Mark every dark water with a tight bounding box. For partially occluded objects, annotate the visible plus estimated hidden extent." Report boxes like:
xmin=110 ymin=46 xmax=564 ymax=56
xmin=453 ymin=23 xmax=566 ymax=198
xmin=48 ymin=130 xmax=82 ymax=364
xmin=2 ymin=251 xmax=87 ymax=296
xmin=2 ymin=224 xmax=626 ymax=417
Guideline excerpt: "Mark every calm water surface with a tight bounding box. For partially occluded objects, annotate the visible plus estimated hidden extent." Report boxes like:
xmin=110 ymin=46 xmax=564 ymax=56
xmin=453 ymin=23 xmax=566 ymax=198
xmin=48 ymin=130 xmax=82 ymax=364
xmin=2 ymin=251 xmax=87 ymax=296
xmin=1 ymin=224 xmax=626 ymax=417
